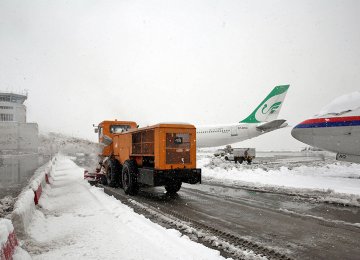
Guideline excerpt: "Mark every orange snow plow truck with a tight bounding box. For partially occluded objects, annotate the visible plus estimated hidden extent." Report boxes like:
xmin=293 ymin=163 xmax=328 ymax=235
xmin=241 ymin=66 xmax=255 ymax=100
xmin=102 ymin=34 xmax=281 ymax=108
xmin=84 ymin=120 xmax=201 ymax=195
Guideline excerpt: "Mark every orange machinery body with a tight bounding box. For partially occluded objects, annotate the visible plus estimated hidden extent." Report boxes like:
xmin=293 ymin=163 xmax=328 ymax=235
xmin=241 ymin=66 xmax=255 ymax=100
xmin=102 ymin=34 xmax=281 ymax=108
xmin=93 ymin=121 xmax=201 ymax=187
xmin=112 ymin=123 xmax=197 ymax=171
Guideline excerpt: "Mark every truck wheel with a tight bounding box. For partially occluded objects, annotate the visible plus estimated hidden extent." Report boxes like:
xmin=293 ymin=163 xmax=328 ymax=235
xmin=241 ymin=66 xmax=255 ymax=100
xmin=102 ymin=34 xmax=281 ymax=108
xmin=122 ymin=160 xmax=139 ymax=195
xmin=111 ymin=159 xmax=123 ymax=188
xmin=247 ymin=159 xmax=252 ymax=165
xmin=100 ymin=175 xmax=108 ymax=185
xmin=106 ymin=159 xmax=122 ymax=188
xmin=165 ymin=181 xmax=182 ymax=194
xmin=224 ymin=156 xmax=229 ymax=161
xmin=106 ymin=167 xmax=113 ymax=187
xmin=106 ymin=167 xmax=116 ymax=187
xmin=238 ymin=157 xmax=244 ymax=164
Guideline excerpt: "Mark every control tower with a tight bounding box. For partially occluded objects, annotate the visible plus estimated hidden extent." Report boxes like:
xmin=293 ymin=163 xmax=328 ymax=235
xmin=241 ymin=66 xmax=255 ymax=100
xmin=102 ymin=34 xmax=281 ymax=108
xmin=0 ymin=92 xmax=39 ymax=153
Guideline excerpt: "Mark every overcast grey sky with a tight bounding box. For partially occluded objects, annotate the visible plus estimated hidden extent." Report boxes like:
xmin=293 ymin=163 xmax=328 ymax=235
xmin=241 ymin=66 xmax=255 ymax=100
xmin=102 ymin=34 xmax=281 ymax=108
xmin=1 ymin=0 xmax=359 ymax=150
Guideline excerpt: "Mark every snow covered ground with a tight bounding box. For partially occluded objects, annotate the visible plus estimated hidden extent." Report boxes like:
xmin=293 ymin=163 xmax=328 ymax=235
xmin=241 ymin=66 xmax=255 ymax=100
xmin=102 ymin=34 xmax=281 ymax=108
xmin=9 ymin=148 xmax=360 ymax=259
xmin=198 ymin=152 xmax=360 ymax=206
xmin=23 ymin=156 xmax=227 ymax=260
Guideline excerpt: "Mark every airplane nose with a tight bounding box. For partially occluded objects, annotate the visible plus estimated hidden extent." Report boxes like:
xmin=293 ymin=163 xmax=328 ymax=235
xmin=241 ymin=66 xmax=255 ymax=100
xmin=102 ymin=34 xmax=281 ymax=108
xmin=291 ymin=126 xmax=302 ymax=140
xmin=291 ymin=124 xmax=314 ymax=146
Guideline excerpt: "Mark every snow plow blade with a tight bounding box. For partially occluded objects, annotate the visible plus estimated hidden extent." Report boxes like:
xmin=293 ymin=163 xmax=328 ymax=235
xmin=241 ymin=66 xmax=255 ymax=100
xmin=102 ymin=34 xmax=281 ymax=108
xmin=84 ymin=170 xmax=103 ymax=185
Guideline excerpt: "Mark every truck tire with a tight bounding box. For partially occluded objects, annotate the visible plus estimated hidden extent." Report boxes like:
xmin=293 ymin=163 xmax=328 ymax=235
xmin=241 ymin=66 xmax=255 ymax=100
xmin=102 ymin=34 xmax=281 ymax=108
xmin=122 ymin=160 xmax=139 ymax=195
xmin=224 ymin=156 xmax=229 ymax=161
xmin=165 ymin=181 xmax=182 ymax=194
xmin=106 ymin=165 xmax=115 ymax=187
xmin=246 ymin=158 xmax=252 ymax=165
xmin=100 ymin=175 xmax=108 ymax=185
xmin=238 ymin=157 xmax=244 ymax=164
xmin=106 ymin=170 xmax=112 ymax=186
xmin=106 ymin=159 xmax=122 ymax=188
xmin=111 ymin=159 xmax=123 ymax=188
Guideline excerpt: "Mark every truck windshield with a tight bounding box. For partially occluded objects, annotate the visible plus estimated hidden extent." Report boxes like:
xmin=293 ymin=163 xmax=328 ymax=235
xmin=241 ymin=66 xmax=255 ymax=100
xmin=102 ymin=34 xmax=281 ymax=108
xmin=110 ymin=125 xmax=131 ymax=133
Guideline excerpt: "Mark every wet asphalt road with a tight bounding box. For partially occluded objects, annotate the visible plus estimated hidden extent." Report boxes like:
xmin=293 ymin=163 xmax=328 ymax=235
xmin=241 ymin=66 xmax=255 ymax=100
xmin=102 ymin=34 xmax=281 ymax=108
xmin=115 ymin=182 xmax=360 ymax=260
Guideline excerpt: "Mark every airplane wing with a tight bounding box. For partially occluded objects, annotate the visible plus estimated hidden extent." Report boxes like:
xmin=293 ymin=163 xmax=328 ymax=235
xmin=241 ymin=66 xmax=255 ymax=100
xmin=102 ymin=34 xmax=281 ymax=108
xmin=256 ymin=119 xmax=288 ymax=132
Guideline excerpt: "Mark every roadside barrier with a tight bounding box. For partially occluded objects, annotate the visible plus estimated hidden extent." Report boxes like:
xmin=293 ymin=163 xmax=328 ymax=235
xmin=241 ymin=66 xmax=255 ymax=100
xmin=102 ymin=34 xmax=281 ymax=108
xmin=45 ymin=174 xmax=50 ymax=184
xmin=0 ymin=156 xmax=58 ymax=260
xmin=11 ymin=157 xmax=56 ymax=239
xmin=33 ymin=185 xmax=42 ymax=205
xmin=31 ymin=157 xmax=55 ymax=205
xmin=0 ymin=219 xmax=18 ymax=260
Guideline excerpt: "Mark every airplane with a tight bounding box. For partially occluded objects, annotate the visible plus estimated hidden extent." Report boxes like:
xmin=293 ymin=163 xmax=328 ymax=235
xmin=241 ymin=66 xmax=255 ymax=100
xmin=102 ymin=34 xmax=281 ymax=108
xmin=291 ymin=92 xmax=360 ymax=163
xmin=196 ymin=85 xmax=290 ymax=148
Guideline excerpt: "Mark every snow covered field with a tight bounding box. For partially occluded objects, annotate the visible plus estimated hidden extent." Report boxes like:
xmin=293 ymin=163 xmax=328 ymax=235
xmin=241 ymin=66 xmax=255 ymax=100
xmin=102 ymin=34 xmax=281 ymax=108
xmin=198 ymin=152 xmax=360 ymax=206
xmin=23 ymin=156 xmax=227 ymax=260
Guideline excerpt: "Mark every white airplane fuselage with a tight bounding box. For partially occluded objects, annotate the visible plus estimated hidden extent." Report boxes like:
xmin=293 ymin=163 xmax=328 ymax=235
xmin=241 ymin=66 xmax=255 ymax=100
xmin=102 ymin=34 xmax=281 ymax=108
xmin=196 ymin=123 xmax=276 ymax=148
xmin=195 ymin=84 xmax=290 ymax=148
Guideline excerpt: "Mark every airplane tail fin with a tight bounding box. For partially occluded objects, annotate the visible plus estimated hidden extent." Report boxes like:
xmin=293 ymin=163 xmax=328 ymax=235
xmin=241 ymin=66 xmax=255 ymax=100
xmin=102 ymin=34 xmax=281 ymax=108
xmin=240 ymin=85 xmax=289 ymax=123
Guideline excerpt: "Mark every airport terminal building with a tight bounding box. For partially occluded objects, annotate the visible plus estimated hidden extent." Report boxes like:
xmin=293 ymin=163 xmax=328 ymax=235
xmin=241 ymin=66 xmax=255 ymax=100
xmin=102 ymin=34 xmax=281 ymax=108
xmin=0 ymin=92 xmax=38 ymax=153
xmin=0 ymin=92 xmax=39 ymax=195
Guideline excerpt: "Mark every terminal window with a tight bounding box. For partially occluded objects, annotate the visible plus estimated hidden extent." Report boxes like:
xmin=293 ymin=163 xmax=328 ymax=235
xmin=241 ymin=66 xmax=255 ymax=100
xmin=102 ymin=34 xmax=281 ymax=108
xmin=0 ymin=113 xmax=14 ymax=121
xmin=0 ymin=96 xmax=11 ymax=102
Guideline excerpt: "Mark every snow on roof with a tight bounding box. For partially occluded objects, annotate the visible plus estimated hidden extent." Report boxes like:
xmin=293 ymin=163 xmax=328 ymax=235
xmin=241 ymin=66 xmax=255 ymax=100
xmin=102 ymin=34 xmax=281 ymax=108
xmin=317 ymin=91 xmax=360 ymax=117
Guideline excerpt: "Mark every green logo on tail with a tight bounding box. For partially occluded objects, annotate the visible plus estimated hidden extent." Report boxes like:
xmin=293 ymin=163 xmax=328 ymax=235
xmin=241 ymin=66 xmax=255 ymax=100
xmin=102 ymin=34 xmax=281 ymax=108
xmin=261 ymin=102 xmax=282 ymax=115
xmin=240 ymin=85 xmax=289 ymax=123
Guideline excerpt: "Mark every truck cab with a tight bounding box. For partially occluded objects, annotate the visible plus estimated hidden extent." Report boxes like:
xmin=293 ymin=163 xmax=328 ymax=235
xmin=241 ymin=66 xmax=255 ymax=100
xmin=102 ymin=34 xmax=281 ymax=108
xmin=95 ymin=120 xmax=138 ymax=157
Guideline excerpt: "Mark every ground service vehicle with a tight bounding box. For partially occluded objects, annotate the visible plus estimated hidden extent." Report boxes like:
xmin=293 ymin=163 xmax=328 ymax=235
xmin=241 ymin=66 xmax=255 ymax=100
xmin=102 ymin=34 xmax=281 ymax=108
xmin=84 ymin=120 xmax=201 ymax=195
xmin=214 ymin=149 xmax=226 ymax=157
xmin=224 ymin=148 xmax=256 ymax=164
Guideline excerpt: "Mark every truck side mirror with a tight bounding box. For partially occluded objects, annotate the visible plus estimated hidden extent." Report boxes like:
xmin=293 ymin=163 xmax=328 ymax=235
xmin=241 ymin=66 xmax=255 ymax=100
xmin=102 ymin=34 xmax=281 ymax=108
xmin=94 ymin=128 xmax=98 ymax=133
